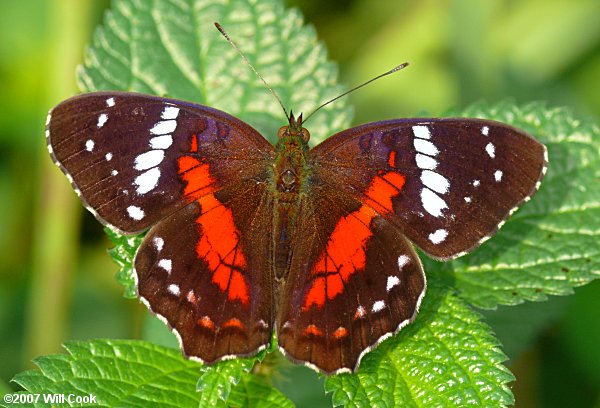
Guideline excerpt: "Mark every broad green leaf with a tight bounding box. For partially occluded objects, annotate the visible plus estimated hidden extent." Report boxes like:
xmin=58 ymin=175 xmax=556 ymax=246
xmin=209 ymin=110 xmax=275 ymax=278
xmin=430 ymin=102 xmax=600 ymax=309
xmin=77 ymin=0 xmax=352 ymax=144
xmin=325 ymin=284 xmax=514 ymax=407
xmin=11 ymin=340 xmax=202 ymax=407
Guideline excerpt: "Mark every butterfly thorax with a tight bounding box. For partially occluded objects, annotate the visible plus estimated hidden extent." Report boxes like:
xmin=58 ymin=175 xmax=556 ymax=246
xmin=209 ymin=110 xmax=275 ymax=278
xmin=272 ymin=119 xmax=310 ymax=281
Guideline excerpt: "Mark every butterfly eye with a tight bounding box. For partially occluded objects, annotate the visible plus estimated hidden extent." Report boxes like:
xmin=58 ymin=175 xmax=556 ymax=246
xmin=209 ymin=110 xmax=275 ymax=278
xmin=278 ymin=126 xmax=288 ymax=139
xmin=301 ymin=128 xmax=310 ymax=142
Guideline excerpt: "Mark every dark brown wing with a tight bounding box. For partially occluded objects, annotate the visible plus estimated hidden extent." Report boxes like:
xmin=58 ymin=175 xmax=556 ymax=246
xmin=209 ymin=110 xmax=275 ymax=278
xmin=46 ymin=91 xmax=274 ymax=234
xmin=47 ymin=91 xmax=277 ymax=363
xmin=135 ymin=177 xmax=275 ymax=363
xmin=276 ymin=180 xmax=426 ymax=374
xmin=310 ymin=118 xmax=547 ymax=260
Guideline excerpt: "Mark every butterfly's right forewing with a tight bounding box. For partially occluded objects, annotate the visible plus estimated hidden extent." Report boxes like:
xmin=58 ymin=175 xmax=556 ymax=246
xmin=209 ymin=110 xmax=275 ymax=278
xmin=46 ymin=91 xmax=273 ymax=234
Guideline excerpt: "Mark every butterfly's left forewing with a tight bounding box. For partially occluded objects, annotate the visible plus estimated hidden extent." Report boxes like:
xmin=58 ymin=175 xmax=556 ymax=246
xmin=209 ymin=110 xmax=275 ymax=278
xmin=311 ymin=119 xmax=547 ymax=260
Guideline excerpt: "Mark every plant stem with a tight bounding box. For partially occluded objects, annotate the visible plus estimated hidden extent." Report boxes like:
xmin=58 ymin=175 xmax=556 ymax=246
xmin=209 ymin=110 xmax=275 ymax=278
xmin=23 ymin=0 xmax=93 ymax=366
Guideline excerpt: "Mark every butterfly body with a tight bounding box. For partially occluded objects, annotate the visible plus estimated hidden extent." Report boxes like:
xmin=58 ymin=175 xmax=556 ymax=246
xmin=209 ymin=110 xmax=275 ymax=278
xmin=46 ymin=91 xmax=547 ymax=374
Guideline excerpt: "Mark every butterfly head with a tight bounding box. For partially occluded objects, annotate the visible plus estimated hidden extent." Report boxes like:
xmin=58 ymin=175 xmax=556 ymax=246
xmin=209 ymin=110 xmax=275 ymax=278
xmin=278 ymin=110 xmax=310 ymax=144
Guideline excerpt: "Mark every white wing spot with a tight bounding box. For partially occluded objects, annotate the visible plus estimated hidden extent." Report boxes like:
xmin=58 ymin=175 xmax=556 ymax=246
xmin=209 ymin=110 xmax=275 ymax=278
xmin=149 ymin=135 xmax=173 ymax=149
xmin=397 ymin=254 xmax=410 ymax=269
xmin=85 ymin=139 xmax=95 ymax=151
xmin=158 ymin=259 xmax=172 ymax=273
xmin=97 ymin=113 xmax=108 ymax=128
xmin=421 ymin=188 xmax=448 ymax=218
xmin=416 ymin=153 xmax=438 ymax=170
xmin=354 ymin=306 xmax=366 ymax=319
xmin=150 ymin=120 xmax=177 ymax=135
xmin=134 ymin=167 xmax=161 ymax=194
xmin=372 ymin=300 xmax=386 ymax=313
xmin=161 ymin=106 xmax=180 ymax=120
xmin=167 ymin=284 xmax=180 ymax=296
xmin=106 ymin=97 xmax=115 ymax=107
xmin=414 ymin=139 xmax=439 ymax=156
xmin=464 ymin=196 xmax=472 ymax=203
xmin=429 ymin=229 xmax=448 ymax=244
xmin=153 ymin=237 xmax=164 ymax=252
xmin=472 ymin=179 xmax=481 ymax=187
xmin=386 ymin=275 xmax=400 ymax=292
xmin=482 ymin=126 xmax=489 ymax=136
xmin=186 ymin=290 xmax=197 ymax=304
xmin=111 ymin=170 xmax=118 ymax=176
xmin=135 ymin=150 xmax=165 ymax=171
xmin=421 ymin=170 xmax=450 ymax=194
xmin=412 ymin=125 xmax=431 ymax=140
xmin=494 ymin=170 xmax=503 ymax=182
xmin=127 ymin=205 xmax=145 ymax=220
xmin=485 ymin=142 xmax=496 ymax=158
xmin=105 ymin=152 xmax=113 ymax=161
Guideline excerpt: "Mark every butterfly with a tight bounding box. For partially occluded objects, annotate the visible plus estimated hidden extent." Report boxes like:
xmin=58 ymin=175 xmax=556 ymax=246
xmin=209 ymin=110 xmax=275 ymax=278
xmin=45 ymin=90 xmax=547 ymax=374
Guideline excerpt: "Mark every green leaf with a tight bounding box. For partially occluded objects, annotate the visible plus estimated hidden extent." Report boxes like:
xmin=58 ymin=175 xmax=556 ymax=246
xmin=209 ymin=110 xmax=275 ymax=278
xmin=11 ymin=340 xmax=202 ymax=407
xmin=105 ymin=227 xmax=142 ymax=299
xmin=325 ymin=284 xmax=514 ymax=407
xmin=433 ymin=102 xmax=600 ymax=309
xmin=228 ymin=373 xmax=295 ymax=408
xmin=197 ymin=358 xmax=255 ymax=407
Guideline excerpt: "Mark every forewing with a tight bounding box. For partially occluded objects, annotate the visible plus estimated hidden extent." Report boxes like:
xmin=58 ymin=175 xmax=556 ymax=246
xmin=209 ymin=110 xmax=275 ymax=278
xmin=46 ymin=91 xmax=274 ymax=234
xmin=135 ymin=175 xmax=274 ymax=363
xmin=277 ymin=183 xmax=426 ymax=374
xmin=310 ymin=119 xmax=547 ymax=259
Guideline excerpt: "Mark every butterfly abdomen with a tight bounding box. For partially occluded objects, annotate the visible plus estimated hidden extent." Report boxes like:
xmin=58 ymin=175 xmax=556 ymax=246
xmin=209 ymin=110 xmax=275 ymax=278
xmin=271 ymin=134 xmax=311 ymax=280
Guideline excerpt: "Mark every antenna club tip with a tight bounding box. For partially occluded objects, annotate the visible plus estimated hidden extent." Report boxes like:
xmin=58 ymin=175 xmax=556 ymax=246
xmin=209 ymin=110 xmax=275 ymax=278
xmin=392 ymin=62 xmax=410 ymax=72
xmin=214 ymin=22 xmax=226 ymax=35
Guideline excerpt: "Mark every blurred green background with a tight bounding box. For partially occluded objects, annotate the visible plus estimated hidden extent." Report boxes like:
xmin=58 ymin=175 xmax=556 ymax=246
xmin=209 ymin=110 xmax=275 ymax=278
xmin=0 ymin=0 xmax=599 ymax=406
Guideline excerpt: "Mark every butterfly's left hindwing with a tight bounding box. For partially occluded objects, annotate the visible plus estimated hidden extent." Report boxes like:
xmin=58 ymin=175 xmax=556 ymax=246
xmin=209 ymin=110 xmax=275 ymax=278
xmin=46 ymin=92 xmax=274 ymax=234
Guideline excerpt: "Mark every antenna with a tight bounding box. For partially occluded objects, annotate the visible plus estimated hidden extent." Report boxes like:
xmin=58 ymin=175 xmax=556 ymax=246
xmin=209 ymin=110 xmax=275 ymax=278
xmin=214 ymin=22 xmax=290 ymax=122
xmin=303 ymin=62 xmax=410 ymax=124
